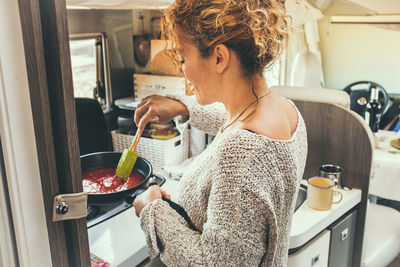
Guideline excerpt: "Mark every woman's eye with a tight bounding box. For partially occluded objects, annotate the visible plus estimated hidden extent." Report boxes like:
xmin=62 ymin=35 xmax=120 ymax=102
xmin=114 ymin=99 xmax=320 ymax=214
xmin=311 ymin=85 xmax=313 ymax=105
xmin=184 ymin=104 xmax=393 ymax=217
xmin=179 ymin=59 xmax=185 ymax=64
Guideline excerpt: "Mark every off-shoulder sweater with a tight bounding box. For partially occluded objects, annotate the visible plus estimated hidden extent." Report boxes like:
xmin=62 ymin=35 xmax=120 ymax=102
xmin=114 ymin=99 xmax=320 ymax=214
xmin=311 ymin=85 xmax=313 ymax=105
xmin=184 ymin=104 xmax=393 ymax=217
xmin=140 ymin=96 xmax=307 ymax=266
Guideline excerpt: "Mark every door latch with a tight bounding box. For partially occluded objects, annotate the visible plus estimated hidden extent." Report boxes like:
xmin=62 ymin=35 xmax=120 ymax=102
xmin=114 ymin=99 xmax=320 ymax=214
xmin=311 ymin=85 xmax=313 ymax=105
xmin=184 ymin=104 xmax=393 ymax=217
xmin=52 ymin=192 xmax=87 ymax=222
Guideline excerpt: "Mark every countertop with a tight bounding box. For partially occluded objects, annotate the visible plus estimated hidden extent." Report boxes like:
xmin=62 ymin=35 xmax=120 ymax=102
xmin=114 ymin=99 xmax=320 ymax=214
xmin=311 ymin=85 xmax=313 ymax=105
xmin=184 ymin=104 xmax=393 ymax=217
xmin=289 ymin=181 xmax=361 ymax=249
xmin=114 ymin=96 xmax=138 ymax=110
xmin=88 ymin=177 xmax=361 ymax=266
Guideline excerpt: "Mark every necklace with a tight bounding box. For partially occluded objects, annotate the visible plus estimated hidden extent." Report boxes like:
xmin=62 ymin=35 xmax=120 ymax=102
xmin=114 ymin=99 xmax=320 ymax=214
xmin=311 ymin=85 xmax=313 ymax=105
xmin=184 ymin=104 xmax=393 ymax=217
xmin=220 ymin=90 xmax=272 ymax=133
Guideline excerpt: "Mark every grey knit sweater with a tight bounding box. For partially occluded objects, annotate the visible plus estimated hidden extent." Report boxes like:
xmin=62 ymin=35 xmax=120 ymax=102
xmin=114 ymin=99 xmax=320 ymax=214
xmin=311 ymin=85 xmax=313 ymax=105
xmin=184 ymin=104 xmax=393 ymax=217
xmin=140 ymin=96 xmax=307 ymax=266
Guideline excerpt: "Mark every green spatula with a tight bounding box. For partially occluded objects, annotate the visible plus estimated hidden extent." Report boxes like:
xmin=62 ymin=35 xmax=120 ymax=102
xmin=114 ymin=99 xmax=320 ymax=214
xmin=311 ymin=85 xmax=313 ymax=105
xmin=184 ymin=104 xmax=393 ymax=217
xmin=116 ymin=129 xmax=143 ymax=182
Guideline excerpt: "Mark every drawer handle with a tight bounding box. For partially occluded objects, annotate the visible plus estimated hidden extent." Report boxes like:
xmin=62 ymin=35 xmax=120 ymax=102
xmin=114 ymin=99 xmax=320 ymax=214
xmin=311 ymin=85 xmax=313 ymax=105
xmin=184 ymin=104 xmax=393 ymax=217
xmin=341 ymin=228 xmax=349 ymax=242
xmin=150 ymin=85 xmax=166 ymax=91
xmin=311 ymin=253 xmax=320 ymax=266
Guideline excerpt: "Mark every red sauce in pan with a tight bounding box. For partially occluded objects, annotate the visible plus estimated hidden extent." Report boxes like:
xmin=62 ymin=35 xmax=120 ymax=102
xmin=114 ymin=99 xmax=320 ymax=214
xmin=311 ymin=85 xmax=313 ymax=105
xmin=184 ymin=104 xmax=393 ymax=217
xmin=82 ymin=168 xmax=145 ymax=194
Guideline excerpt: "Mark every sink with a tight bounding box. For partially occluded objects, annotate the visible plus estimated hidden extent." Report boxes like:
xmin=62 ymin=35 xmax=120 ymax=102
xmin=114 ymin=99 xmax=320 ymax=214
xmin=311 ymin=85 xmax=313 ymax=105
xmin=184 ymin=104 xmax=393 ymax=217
xmin=295 ymin=184 xmax=307 ymax=212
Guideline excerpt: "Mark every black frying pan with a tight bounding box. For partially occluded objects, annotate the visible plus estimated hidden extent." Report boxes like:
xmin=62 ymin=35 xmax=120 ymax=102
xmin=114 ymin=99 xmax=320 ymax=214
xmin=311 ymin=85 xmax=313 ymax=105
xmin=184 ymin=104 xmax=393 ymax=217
xmin=81 ymin=152 xmax=196 ymax=230
xmin=81 ymin=152 xmax=152 ymax=205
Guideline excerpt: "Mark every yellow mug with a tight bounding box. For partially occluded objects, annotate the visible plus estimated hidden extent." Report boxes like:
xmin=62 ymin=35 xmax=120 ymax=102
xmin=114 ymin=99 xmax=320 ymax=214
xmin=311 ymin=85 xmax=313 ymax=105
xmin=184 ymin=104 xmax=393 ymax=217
xmin=307 ymin=177 xmax=343 ymax=211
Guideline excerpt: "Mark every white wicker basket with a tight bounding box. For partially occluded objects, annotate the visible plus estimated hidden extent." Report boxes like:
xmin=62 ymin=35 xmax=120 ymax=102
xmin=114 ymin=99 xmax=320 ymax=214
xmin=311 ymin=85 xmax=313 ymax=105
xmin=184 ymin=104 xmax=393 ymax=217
xmin=111 ymin=129 xmax=189 ymax=172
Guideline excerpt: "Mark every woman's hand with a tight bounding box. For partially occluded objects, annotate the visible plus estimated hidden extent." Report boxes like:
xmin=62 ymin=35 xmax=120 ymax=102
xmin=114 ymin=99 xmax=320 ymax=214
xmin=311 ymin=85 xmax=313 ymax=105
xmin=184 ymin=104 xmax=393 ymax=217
xmin=133 ymin=185 xmax=171 ymax=217
xmin=134 ymin=95 xmax=189 ymax=132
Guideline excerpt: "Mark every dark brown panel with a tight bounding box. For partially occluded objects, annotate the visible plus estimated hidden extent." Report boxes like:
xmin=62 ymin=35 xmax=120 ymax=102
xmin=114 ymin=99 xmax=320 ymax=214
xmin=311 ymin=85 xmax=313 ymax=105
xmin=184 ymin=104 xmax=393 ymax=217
xmin=37 ymin=0 xmax=90 ymax=266
xmin=294 ymin=101 xmax=372 ymax=267
xmin=18 ymin=0 xmax=90 ymax=266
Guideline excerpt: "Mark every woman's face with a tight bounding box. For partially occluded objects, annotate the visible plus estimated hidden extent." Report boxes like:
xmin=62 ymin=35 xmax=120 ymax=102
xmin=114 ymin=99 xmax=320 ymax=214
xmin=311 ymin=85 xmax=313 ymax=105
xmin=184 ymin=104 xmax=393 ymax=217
xmin=175 ymin=30 xmax=220 ymax=105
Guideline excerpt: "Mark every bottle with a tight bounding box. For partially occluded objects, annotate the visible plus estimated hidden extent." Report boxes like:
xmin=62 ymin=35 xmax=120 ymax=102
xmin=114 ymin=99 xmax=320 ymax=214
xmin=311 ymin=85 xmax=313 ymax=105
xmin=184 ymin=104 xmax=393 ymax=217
xmin=365 ymin=86 xmax=382 ymax=133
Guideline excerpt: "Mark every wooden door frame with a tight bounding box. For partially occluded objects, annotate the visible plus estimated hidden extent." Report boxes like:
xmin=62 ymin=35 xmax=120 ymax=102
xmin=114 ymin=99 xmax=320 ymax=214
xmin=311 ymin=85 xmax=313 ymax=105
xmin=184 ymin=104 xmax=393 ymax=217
xmin=17 ymin=0 xmax=90 ymax=266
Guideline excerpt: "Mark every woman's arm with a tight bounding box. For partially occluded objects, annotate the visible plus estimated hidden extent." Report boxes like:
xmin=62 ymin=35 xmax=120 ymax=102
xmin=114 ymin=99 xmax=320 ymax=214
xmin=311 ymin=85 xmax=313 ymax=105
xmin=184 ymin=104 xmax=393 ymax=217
xmin=134 ymin=95 xmax=189 ymax=132
xmin=139 ymin=140 xmax=270 ymax=266
xmin=134 ymin=94 xmax=227 ymax=135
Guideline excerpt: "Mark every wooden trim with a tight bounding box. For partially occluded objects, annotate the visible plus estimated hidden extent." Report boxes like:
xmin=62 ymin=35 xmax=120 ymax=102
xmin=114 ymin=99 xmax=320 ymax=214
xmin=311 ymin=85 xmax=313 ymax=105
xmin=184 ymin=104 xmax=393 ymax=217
xmin=17 ymin=0 xmax=90 ymax=266
xmin=294 ymin=101 xmax=373 ymax=267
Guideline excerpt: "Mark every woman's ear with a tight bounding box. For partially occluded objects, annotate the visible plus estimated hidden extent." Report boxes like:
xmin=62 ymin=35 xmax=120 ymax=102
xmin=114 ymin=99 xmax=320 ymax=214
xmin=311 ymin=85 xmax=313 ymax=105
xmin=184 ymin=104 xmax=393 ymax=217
xmin=213 ymin=44 xmax=230 ymax=74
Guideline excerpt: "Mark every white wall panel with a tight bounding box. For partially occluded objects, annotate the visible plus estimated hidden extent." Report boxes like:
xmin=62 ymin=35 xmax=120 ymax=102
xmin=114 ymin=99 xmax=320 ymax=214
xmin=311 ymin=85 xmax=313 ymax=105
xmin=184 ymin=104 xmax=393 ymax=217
xmin=0 ymin=0 xmax=52 ymax=266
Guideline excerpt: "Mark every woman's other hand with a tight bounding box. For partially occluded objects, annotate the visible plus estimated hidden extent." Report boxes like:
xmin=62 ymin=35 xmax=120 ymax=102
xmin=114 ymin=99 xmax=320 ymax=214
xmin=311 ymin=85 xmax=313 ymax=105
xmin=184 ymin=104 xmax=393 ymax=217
xmin=133 ymin=185 xmax=171 ymax=217
xmin=134 ymin=95 xmax=189 ymax=132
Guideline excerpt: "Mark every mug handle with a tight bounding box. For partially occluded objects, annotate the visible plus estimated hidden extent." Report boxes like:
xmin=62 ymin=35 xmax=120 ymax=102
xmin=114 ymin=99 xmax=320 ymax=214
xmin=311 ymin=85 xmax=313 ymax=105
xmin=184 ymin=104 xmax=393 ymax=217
xmin=332 ymin=190 xmax=343 ymax=204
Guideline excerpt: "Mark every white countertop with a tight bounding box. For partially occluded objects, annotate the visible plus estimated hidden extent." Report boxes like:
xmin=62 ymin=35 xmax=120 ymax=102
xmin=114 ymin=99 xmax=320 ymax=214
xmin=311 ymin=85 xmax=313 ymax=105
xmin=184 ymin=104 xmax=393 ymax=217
xmin=114 ymin=96 xmax=138 ymax=110
xmin=88 ymin=178 xmax=361 ymax=266
xmin=289 ymin=181 xmax=361 ymax=249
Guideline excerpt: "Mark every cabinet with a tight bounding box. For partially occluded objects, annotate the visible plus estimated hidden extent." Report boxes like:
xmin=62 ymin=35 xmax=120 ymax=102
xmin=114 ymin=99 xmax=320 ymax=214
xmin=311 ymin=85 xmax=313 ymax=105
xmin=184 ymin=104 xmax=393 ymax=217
xmin=328 ymin=210 xmax=357 ymax=267
xmin=288 ymin=230 xmax=331 ymax=267
xmin=133 ymin=73 xmax=186 ymax=100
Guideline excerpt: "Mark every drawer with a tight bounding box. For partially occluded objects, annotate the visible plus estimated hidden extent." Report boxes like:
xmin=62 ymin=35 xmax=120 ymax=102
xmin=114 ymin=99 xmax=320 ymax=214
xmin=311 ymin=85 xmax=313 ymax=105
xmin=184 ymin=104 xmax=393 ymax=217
xmin=288 ymin=230 xmax=331 ymax=267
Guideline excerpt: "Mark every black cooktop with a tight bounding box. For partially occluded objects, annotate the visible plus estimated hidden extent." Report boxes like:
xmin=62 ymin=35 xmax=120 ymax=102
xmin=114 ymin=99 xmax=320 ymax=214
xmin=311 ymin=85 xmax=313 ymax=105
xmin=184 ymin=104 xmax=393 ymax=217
xmin=87 ymin=174 xmax=166 ymax=228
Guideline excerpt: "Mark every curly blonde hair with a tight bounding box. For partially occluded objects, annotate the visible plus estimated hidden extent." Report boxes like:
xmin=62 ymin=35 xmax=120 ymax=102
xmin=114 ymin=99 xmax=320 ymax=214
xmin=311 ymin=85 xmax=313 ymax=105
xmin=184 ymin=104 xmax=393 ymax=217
xmin=165 ymin=0 xmax=288 ymax=79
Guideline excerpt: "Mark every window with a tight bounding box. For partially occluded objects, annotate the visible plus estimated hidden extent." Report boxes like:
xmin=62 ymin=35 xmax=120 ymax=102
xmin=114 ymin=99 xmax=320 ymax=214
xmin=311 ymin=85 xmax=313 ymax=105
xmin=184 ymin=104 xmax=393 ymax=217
xmin=69 ymin=33 xmax=112 ymax=112
xmin=70 ymin=39 xmax=96 ymax=98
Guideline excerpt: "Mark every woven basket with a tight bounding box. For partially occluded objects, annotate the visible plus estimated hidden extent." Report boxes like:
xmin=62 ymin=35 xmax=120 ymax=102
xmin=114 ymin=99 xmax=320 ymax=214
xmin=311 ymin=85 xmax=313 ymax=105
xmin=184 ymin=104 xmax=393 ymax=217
xmin=111 ymin=129 xmax=189 ymax=172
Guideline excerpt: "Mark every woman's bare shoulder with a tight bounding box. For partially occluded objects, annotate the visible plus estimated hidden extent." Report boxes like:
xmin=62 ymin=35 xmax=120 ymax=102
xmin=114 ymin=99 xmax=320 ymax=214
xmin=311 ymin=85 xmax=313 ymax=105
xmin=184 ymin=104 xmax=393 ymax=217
xmin=241 ymin=95 xmax=298 ymax=140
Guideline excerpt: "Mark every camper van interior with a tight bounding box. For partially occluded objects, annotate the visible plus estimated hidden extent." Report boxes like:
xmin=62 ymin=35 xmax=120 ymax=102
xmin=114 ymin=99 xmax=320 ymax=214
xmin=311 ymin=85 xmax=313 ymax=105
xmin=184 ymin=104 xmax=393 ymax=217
xmin=0 ymin=0 xmax=399 ymax=266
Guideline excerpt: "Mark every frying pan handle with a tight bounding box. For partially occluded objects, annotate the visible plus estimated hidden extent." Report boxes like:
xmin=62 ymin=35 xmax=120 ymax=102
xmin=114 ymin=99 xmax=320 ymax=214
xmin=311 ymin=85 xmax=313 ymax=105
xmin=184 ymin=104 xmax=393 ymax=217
xmin=124 ymin=188 xmax=145 ymax=204
xmin=125 ymin=195 xmax=136 ymax=204
xmin=124 ymin=181 xmax=162 ymax=204
xmin=124 ymin=179 xmax=160 ymax=204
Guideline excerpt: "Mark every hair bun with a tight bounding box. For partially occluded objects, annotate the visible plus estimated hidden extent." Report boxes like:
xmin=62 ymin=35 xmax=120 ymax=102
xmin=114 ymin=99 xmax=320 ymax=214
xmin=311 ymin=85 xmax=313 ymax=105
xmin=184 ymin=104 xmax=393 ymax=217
xmin=166 ymin=0 xmax=288 ymax=77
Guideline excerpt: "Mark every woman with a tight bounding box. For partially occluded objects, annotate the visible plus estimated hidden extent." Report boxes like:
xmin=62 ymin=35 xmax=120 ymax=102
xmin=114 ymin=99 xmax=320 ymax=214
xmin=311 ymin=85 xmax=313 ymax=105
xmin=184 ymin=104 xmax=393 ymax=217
xmin=133 ymin=0 xmax=307 ymax=266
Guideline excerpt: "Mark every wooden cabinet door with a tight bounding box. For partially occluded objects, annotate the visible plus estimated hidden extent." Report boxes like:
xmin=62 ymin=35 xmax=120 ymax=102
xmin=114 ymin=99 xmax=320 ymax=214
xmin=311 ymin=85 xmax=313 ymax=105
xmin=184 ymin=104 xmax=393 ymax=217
xmin=18 ymin=0 xmax=90 ymax=266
